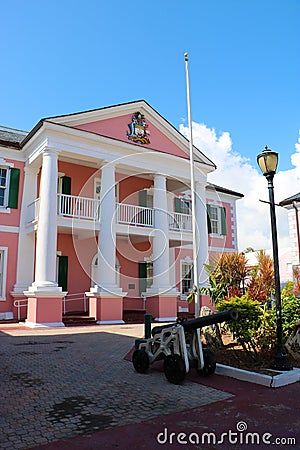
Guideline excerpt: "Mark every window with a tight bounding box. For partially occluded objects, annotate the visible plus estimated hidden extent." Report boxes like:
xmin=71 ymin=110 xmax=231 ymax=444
xmin=181 ymin=261 xmax=193 ymax=297
xmin=0 ymin=168 xmax=8 ymax=207
xmin=146 ymin=261 xmax=153 ymax=289
xmin=210 ymin=206 xmax=220 ymax=234
xmin=0 ymin=248 xmax=7 ymax=300
xmin=207 ymin=204 xmax=227 ymax=236
xmin=175 ymin=197 xmax=192 ymax=214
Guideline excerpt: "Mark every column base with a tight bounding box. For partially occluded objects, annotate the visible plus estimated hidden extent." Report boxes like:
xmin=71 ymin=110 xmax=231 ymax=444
xmin=86 ymin=291 xmax=125 ymax=324
xmin=144 ymin=293 xmax=178 ymax=321
xmin=24 ymin=291 xmax=66 ymax=328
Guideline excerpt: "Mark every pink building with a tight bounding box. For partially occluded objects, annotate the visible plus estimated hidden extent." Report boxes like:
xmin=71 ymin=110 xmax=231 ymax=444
xmin=0 ymin=101 xmax=243 ymax=326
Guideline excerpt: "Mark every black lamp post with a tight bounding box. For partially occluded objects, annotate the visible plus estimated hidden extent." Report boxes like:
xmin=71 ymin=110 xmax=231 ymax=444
xmin=257 ymin=146 xmax=292 ymax=371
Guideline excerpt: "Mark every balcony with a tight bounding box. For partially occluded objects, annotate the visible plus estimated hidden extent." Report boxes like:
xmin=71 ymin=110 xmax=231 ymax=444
xmin=27 ymin=194 xmax=192 ymax=233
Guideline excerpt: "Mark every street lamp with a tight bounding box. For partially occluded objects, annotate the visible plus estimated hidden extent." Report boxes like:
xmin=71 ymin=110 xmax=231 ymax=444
xmin=257 ymin=146 xmax=292 ymax=371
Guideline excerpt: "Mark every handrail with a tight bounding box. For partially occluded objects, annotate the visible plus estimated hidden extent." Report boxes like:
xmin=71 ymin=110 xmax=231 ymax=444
xmin=13 ymin=299 xmax=28 ymax=321
xmin=63 ymin=292 xmax=87 ymax=315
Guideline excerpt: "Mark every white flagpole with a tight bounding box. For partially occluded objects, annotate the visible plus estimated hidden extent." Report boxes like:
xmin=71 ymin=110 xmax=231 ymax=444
xmin=184 ymin=52 xmax=200 ymax=317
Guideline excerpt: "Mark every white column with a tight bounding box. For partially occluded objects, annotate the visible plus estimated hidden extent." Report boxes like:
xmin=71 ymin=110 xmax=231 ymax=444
xmin=31 ymin=149 xmax=61 ymax=291
xmin=195 ymin=181 xmax=209 ymax=286
xmin=12 ymin=166 xmax=39 ymax=294
xmin=151 ymin=174 xmax=170 ymax=292
xmin=94 ymin=163 xmax=118 ymax=291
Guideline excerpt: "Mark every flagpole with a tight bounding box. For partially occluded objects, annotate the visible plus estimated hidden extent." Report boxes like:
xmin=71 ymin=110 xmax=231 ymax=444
xmin=184 ymin=52 xmax=200 ymax=317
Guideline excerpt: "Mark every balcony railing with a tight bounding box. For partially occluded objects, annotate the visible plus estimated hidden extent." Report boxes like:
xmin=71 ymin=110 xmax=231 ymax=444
xmin=169 ymin=212 xmax=192 ymax=232
xmin=27 ymin=194 xmax=192 ymax=232
xmin=58 ymin=193 xmax=100 ymax=220
xmin=116 ymin=202 xmax=153 ymax=227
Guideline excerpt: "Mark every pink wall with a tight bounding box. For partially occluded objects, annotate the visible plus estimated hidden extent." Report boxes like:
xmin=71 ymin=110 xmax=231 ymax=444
xmin=57 ymin=234 xmax=97 ymax=295
xmin=1 ymin=160 xmax=25 ymax=227
xmin=119 ymin=175 xmax=153 ymax=204
xmin=207 ymin=201 xmax=235 ymax=250
xmin=58 ymin=161 xmax=98 ymax=197
xmin=74 ymin=114 xmax=189 ymax=160
xmin=0 ymin=233 xmax=19 ymax=314
xmin=117 ymin=238 xmax=152 ymax=310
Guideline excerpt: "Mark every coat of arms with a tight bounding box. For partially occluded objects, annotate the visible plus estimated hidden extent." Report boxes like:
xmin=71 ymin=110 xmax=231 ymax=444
xmin=127 ymin=111 xmax=150 ymax=145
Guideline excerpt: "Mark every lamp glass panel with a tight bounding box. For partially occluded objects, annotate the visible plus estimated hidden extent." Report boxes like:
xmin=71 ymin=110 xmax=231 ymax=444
xmin=257 ymin=151 xmax=278 ymax=175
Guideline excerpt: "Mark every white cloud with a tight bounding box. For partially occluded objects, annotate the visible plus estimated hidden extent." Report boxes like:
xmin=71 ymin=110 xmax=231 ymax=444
xmin=179 ymin=122 xmax=300 ymax=253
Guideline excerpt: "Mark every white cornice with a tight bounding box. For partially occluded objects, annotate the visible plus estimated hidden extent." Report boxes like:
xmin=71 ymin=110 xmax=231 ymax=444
xmin=23 ymin=121 xmax=212 ymax=182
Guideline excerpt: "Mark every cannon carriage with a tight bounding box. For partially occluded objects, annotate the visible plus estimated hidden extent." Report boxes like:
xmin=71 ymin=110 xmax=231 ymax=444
xmin=132 ymin=308 xmax=238 ymax=384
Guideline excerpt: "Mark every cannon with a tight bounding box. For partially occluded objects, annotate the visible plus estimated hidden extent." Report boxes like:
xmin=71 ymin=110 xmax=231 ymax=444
xmin=132 ymin=308 xmax=238 ymax=384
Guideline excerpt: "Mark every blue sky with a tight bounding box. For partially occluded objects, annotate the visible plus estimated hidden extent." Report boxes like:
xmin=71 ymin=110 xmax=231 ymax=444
xmin=1 ymin=0 xmax=300 ymax=250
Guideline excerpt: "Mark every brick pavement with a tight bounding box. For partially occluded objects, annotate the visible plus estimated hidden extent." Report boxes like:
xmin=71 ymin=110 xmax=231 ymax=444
xmin=0 ymin=324 xmax=233 ymax=450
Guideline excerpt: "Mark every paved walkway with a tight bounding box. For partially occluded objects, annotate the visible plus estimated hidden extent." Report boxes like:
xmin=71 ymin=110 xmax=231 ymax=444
xmin=0 ymin=323 xmax=299 ymax=450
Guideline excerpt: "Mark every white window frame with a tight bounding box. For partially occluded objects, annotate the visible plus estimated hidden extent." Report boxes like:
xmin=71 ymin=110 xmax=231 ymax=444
xmin=210 ymin=205 xmax=222 ymax=236
xmin=0 ymin=247 xmax=8 ymax=300
xmin=0 ymin=159 xmax=14 ymax=214
xmin=180 ymin=258 xmax=193 ymax=300
xmin=180 ymin=198 xmax=192 ymax=215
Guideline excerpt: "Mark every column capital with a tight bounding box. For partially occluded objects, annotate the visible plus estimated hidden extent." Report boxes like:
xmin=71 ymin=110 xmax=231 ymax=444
xmin=24 ymin=165 xmax=40 ymax=176
xmin=42 ymin=147 xmax=59 ymax=158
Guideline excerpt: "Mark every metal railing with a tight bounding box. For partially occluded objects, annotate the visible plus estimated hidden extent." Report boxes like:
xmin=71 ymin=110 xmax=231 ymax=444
xmin=116 ymin=202 xmax=154 ymax=227
xmin=169 ymin=212 xmax=192 ymax=232
xmin=13 ymin=299 xmax=28 ymax=321
xmin=63 ymin=292 xmax=87 ymax=315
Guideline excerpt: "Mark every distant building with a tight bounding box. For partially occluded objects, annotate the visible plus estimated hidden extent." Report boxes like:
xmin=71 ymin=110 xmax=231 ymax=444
xmin=0 ymin=101 xmax=243 ymax=326
xmin=279 ymin=193 xmax=300 ymax=270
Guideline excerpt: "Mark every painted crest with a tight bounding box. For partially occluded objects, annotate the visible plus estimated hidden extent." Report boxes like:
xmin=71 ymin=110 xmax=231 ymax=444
xmin=127 ymin=111 xmax=150 ymax=145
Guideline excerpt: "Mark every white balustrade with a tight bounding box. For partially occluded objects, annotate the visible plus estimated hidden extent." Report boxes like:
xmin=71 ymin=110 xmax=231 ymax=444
xmin=27 ymin=195 xmax=192 ymax=232
xmin=169 ymin=212 xmax=192 ymax=232
xmin=116 ymin=203 xmax=153 ymax=227
xmin=58 ymin=194 xmax=100 ymax=220
xmin=27 ymin=198 xmax=40 ymax=223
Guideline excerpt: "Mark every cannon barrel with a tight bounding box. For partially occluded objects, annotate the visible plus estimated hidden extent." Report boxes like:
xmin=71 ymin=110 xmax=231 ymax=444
xmin=181 ymin=308 xmax=238 ymax=331
xmin=151 ymin=308 xmax=237 ymax=337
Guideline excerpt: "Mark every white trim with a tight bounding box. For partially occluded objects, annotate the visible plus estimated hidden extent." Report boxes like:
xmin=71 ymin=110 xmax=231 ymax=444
xmin=180 ymin=258 xmax=193 ymax=300
xmin=94 ymin=177 xmax=101 ymax=200
xmin=0 ymin=247 xmax=8 ymax=301
xmin=24 ymin=320 xmax=65 ymax=328
xmin=155 ymin=316 xmax=177 ymax=322
xmin=0 ymin=225 xmax=19 ymax=233
xmin=0 ymin=148 xmax=25 ymax=162
xmin=0 ymin=208 xmax=11 ymax=214
xmin=96 ymin=320 xmax=125 ymax=325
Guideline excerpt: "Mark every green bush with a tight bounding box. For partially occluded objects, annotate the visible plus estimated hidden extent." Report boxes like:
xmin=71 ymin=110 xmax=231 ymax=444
xmin=218 ymin=296 xmax=263 ymax=356
xmin=281 ymin=289 xmax=300 ymax=337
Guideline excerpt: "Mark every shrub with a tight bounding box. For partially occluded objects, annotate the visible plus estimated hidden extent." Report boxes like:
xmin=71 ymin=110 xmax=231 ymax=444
xmin=281 ymin=289 xmax=300 ymax=337
xmin=218 ymin=296 xmax=263 ymax=357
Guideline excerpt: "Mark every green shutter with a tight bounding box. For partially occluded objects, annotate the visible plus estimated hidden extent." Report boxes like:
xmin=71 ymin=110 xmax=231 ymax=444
xmin=175 ymin=197 xmax=182 ymax=213
xmin=62 ymin=176 xmax=71 ymax=195
xmin=139 ymin=261 xmax=147 ymax=295
xmin=139 ymin=190 xmax=147 ymax=207
xmin=221 ymin=207 xmax=227 ymax=235
xmin=206 ymin=204 xmax=212 ymax=234
xmin=58 ymin=255 xmax=68 ymax=291
xmin=8 ymin=168 xmax=20 ymax=209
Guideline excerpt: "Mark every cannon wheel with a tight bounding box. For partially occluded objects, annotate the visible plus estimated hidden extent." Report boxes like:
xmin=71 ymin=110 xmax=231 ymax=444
xmin=198 ymin=349 xmax=216 ymax=376
xmin=132 ymin=349 xmax=150 ymax=373
xmin=164 ymin=354 xmax=186 ymax=384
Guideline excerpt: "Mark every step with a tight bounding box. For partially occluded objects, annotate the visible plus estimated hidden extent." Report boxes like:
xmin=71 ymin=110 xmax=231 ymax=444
xmin=63 ymin=315 xmax=97 ymax=326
